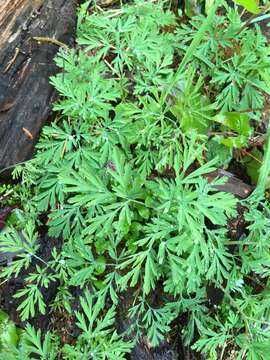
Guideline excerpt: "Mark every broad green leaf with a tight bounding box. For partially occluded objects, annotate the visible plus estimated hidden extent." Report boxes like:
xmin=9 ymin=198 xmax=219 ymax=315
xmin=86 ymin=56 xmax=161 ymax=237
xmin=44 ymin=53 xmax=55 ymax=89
xmin=0 ymin=310 xmax=19 ymax=350
xmin=220 ymin=135 xmax=248 ymax=149
xmin=234 ymin=0 xmax=260 ymax=14
xmin=214 ymin=112 xmax=252 ymax=137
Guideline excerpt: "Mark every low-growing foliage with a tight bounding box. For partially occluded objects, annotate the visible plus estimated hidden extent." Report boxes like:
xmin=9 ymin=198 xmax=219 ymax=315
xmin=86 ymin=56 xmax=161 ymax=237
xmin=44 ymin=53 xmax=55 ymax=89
xmin=1 ymin=0 xmax=270 ymax=359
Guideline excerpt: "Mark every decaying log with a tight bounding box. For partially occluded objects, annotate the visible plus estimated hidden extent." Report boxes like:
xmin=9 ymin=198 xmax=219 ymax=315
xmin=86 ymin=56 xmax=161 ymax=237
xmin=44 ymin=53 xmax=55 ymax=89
xmin=0 ymin=0 xmax=77 ymax=176
xmin=205 ymin=169 xmax=253 ymax=199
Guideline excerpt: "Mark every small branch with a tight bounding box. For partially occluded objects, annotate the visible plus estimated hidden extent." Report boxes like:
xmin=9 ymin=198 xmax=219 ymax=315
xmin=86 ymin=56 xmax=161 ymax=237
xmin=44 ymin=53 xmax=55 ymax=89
xmin=4 ymin=47 xmax=20 ymax=73
xmin=0 ymin=189 xmax=14 ymax=202
xmin=220 ymin=341 xmax=229 ymax=360
xmin=0 ymin=160 xmax=29 ymax=175
xmin=208 ymin=131 xmax=237 ymax=137
xmin=237 ymin=5 xmax=270 ymax=35
xmin=237 ymin=105 xmax=270 ymax=113
xmin=32 ymin=36 xmax=69 ymax=50
xmin=241 ymin=149 xmax=263 ymax=164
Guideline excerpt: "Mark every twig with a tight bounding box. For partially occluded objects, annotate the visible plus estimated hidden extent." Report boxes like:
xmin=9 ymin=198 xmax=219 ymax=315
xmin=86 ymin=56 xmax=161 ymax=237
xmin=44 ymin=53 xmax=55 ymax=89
xmin=22 ymin=127 xmax=34 ymax=140
xmin=241 ymin=149 xmax=263 ymax=164
xmin=208 ymin=131 xmax=237 ymax=136
xmin=103 ymin=59 xmax=120 ymax=77
xmin=0 ymin=278 xmax=9 ymax=287
xmin=237 ymin=5 xmax=270 ymax=35
xmin=0 ymin=159 xmax=31 ymax=175
xmin=0 ymin=189 xmax=14 ymax=202
xmin=237 ymin=105 xmax=270 ymax=113
xmin=4 ymin=47 xmax=20 ymax=73
xmin=32 ymin=36 xmax=69 ymax=50
xmin=220 ymin=341 xmax=228 ymax=360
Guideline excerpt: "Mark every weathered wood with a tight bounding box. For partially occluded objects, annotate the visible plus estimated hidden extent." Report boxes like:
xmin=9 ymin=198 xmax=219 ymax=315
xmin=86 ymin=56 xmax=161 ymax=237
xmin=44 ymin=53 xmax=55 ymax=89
xmin=205 ymin=169 xmax=253 ymax=198
xmin=0 ymin=0 xmax=77 ymax=176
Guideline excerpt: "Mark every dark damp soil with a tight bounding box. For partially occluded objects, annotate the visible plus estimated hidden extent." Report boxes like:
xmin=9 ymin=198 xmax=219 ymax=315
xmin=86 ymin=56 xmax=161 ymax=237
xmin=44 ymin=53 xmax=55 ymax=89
xmin=0 ymin=189 xmax=250 ymax=360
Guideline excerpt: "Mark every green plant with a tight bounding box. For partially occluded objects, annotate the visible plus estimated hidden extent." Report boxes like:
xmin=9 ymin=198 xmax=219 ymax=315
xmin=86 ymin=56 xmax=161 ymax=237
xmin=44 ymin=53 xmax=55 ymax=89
xmin=0 ymin=309 xmax=19 ymax=354
xmin=176 ymin=3 xmax=270 ymax=111
xmin=1 ymin=0 xmax=270 ymax=359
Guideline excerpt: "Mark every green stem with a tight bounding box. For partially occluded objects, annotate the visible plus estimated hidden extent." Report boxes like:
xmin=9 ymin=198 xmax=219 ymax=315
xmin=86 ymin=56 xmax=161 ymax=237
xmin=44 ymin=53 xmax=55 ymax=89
xmin=257 ymin=124 xmax=270 ymax=193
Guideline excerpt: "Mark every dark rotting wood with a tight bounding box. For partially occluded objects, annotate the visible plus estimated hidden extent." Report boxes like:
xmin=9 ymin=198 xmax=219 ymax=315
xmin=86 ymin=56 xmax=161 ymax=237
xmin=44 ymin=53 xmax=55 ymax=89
xmin=0 ymin=0 xmax=77 ymax=177
xmin=205 ymin=169 xmax=253 ymax=199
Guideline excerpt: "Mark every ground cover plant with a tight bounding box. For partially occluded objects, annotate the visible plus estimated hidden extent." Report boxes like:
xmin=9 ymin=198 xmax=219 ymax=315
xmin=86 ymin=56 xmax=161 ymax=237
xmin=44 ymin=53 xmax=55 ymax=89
xmin=0 ymin=0 xmax=270 ymax=358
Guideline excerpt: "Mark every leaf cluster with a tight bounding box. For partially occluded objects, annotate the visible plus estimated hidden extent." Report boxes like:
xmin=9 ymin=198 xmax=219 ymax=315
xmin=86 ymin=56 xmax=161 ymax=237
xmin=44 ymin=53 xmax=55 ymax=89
xmin=1 ymin=1 xmax=270 ymax=359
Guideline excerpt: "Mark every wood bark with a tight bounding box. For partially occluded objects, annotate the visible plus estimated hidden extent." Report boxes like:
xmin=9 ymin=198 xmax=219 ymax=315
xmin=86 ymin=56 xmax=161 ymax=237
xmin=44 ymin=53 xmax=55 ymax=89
xmin=0 ymin=0 xmax=77 ymax=177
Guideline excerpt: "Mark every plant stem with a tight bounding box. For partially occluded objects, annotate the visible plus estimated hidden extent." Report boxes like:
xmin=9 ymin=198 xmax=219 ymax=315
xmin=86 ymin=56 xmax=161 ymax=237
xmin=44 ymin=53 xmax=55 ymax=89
xmin=257 ymin=123 xmax=270 ymax=193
